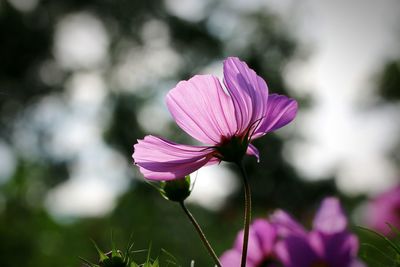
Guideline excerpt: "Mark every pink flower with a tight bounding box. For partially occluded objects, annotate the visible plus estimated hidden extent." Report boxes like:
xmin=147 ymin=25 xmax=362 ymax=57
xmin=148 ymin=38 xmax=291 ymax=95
xmin=366 ymin=185 xmax=400 ymax=236
xmin=220 ymin=198 xmax=365 ymax=267
xmin=274 ymin=198 xmax=364 ymax=267
xmin=133 ymin=57 xmax=297 ymax=180
xmin=220 ymin=219 xmax=280 ymax=267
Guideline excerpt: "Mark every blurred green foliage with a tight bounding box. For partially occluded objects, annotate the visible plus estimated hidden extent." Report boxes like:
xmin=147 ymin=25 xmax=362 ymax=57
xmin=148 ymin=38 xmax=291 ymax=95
xmin=378 ymin=60 xmax=400 ymax=102
xmin=358 ymin=226 xmax=400 ymax=267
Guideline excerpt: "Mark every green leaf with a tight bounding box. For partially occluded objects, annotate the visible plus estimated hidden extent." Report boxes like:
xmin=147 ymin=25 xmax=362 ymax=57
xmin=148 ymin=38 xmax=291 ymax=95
xmin=79 ymin=256 xmax=100 ymax=267
xmin=387 ymin=223 xmax=400 ymax=238
xmin=358 ymin=226 xmax=400 ymax=255
xmin=151 ymin=258 xmax=159 ymax=267
xmin=161 ymin=248 xmax=179 ymax=266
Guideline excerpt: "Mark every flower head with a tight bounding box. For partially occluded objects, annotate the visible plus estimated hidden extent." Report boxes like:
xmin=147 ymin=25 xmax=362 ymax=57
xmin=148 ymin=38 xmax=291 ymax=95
xmin=160 ymin=175 xmax=192 ymax=202
xmin=366 ymin=185 xmax=400 ymax=236
xmin=274 ymin=198 xmax=364 ymax=267
xmin=220 ymin=198 xmax=364 ymax=267
xmin=220 ymin=219 xmax=280 ymax=267
xmin=133 ymin=57 xmax=297 ymax=180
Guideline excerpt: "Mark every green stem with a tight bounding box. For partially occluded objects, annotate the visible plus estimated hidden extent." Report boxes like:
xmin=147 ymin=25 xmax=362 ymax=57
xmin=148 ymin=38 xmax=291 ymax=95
xmin=237 ymin=161 xmax=251 ymax=267
xmin=179 ymin=201 xmax=222 ymax=267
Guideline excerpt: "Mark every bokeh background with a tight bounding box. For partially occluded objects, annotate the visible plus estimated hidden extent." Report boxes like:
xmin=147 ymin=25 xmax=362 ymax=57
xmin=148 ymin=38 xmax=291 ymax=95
xmin=0 ymin=0 xmax=400 ymax=266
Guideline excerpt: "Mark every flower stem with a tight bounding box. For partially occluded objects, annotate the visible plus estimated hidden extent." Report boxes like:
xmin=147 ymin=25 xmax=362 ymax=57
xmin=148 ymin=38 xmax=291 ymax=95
xmin=179 ymin=201 xmax=222 ymax=267
xmin=237 ymin=161 xmax=251 ymax=267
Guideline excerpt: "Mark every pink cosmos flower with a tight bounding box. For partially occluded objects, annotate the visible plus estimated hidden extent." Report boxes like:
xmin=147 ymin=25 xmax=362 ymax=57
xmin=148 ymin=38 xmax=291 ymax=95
xmin=220 ymin=198 xmax=365 ymax=267
xmin=366 ymin=185 xmax=400 ymax=236
xmin=133 ymin=57 xmax=297 ymax=180
xmin=274 ymin=197 xmax=365 ymax=267
xmin=220 ymin=219 xmax=280 ymax=267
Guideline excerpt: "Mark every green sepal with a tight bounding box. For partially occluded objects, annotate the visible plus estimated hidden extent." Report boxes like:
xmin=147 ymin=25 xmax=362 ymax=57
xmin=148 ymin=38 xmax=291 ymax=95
xmin=92 ymin=240 xmax=109 ymax=262
xmin=160 ymin=175 xmax=191 ymax=202
xmin=215 ymin=135 xmax=249 ymax=163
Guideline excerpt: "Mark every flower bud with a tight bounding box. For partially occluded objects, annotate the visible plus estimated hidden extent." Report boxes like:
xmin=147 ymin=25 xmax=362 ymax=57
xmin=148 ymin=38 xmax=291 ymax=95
xmin=91 ymin=241 xmax=127 ymax=267
xmin=161 ymin=175 xmax=191 ymax=202
xmin=99 ymin=250 xmax=125 ymax=267
xmin=215 ymin=135 xmax=248 ymax=163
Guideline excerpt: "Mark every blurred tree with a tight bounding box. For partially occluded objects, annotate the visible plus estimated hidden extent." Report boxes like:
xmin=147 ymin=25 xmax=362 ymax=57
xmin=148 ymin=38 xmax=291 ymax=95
xmin=378 ymin=60 xmax=400 ymax=101
xmin=376 ymin=58 xmax=400 ymax=167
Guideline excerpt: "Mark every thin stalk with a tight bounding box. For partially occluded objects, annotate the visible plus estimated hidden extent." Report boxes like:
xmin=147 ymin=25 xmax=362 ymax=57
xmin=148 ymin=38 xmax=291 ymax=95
xmin=179 ymin=201 xmax=222 ymax=267
xmin=237 ymin=161 xmax=251 ymax=267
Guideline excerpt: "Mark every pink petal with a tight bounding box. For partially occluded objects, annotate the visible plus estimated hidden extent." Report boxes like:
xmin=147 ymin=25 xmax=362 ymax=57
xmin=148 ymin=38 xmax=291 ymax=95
xmin=366 ymin=186 xmax=400 ymax=236
xmin=220 ymin=249 xmax=241 ymax=267
xmin=316 ymin=231 xmax=360 ymax=266
xmin=220 ymin=249 xmax=255 ymax=267
xmin=340 ymin=233 xmax=360 ymax=259
xmin=246 ymin=143 xmax=260 ymax=162
xmin=275 ymin=235 xmax=319 ymax=267
xmin=308 ymin=231 xmax=325 ymax=258
xmin=274 ymin=241 xmax=291 ymax=266
xmin=166 ymin=75 xmax=237 ymax=145
xmin=350 ymin=260 xmax=366 ymax=267
xmin=132 ymin=135 xmax=217 ymax=180
xmin=252 ymin=219 xmax=277 ymax=255
xmin=253 ymin=94 xmax=298 ymax=138
xmin=270 ymin=210 xmax=307 ymax=238
xmin=233 ymin=228 xmax=265 ymax=265
xmin=313 ymin=197 xmax=348 ymax=234
xmin=223 ymin=57 xmax=269 ymax=135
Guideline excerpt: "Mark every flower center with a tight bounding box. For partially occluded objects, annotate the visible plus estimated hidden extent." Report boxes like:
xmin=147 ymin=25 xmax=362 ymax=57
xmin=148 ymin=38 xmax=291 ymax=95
xmin=310 ymin=260 xmax=330 ymax=267
xmin=215 ymin=135 xmax=248 ymax=163
xmin=394 ymin=204 xmax=400 ymax=219
xmin=258 ymin=257 xmax=282 ymax=267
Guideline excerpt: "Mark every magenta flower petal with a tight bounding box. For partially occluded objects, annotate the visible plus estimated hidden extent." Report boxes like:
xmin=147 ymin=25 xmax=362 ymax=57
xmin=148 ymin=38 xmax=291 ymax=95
xmin=233 ymin=228 xmax=265 ymax=264
xmin=220 ymin=249 xmax=255 ymax=267
xmin=308 ymin=230 xmax=360 ymax=267
xmin=220 ymin=249 xmax=240 ymax=267
xmin=313 ymin=197 xmax=348 ymax=234
xmin=351 ymin=260 xmax=367 ymax=267
xmin=223 ymin=57 xmax=269 ymax=134
xmin=275 ymin=197 xmax=364 ymax=267
xmin=220 ymin=219 xmax=279 ymax=267
xmin=308 ymin=230 xmax=325 ymax=257
xmin=270 ymin=210 xmax=307 ymax=238
xmin=253 ymin=94 xmax=298 ymax=139
xmin=366 ymin=185 xmax=400 ymax=235
xmin=246 ymin=143 xmax=260 ymax=162
xmin=275 ymin=235 xmax=319 ymax=267
xmin=251 ymin=219 xmax=277 ymax=255
xmin=166 ymin=75 xmax=237 ymax=145
xmin=320 ymin=232 xmax=359 ymax=266
xmin=133 ymin=135 xmax=217 ymax=180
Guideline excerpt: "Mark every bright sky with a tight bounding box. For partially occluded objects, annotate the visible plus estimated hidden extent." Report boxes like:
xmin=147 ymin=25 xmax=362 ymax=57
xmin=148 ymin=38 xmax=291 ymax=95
xmin=276 ymin=0 xmax=400 ymax=194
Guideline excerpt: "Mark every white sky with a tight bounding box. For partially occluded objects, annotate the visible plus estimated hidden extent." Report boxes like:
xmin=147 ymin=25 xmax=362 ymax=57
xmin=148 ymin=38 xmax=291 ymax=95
xmin=276 ymin=0 xmax=400 ymax=194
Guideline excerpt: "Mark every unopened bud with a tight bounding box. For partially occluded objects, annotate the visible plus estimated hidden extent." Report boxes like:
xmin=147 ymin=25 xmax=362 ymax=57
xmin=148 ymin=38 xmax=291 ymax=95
xmin=91 ymin=241 xmax=126 ymax=267
xmin=99 ymin=250 xmax=125 ymax=267
xmin=161 ymin=175 xmax=191 ymax=202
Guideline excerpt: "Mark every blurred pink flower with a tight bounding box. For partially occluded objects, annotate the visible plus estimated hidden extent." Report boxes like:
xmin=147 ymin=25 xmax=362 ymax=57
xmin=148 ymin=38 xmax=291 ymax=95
xmin=220 ymin=219 xmax=280 ymax=267
xmin=366 ymin=185 xmax=400 ymax=235
xmin=133 ymin=57 xmax=297 ymax=180
xmin=220 ymin=198 xmax=365 ymax=267
xmin=274 ymin=197 xmax=364 ymax=267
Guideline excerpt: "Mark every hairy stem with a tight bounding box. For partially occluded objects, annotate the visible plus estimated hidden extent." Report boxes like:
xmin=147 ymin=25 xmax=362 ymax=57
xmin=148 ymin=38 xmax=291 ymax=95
xmin=179 ymin=201 xmax=222 ymax=267
xmin=237 ymin=161 xmax=251 ymax=267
